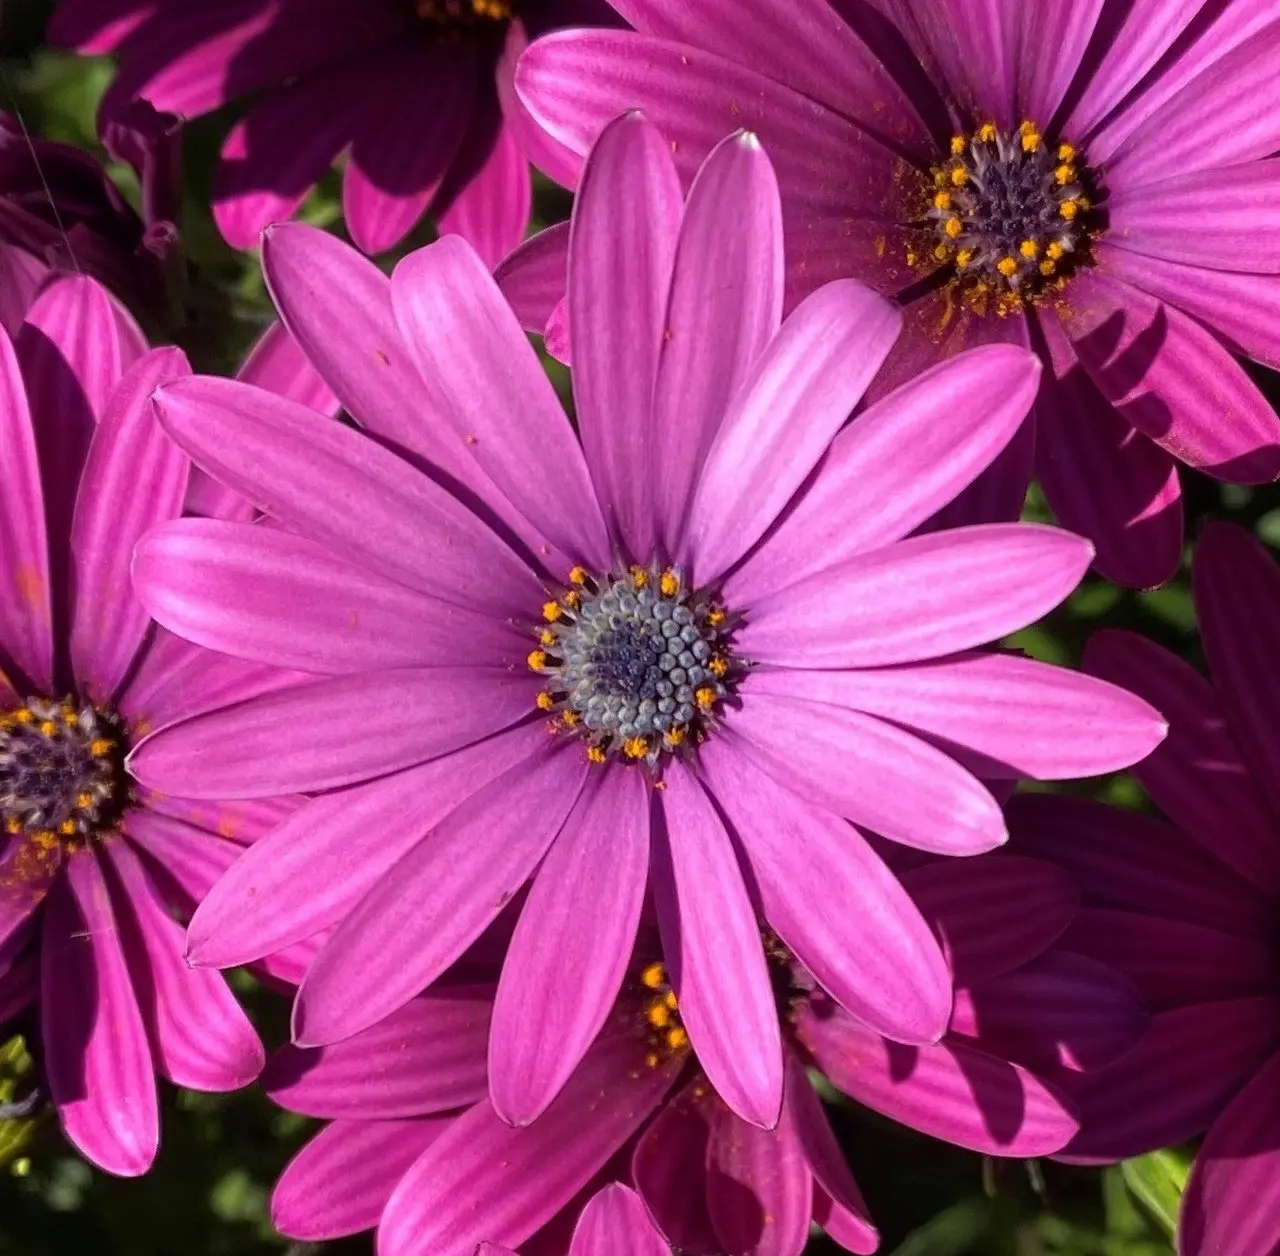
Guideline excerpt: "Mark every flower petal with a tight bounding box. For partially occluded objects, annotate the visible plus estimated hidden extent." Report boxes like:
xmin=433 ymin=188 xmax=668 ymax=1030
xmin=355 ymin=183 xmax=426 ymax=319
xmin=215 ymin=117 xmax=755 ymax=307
xmin=489 ymin=767 xmax=649 ymax=1125
xmin=569 ymin=1183 xmax=671 ymax=1256
xmin=738 ymin=524 xmax=1093 ymax=668
xmin=294 ymin=746 xmax=587 ymax=1047
xmin=493 ymin=221 xmax=570 ymax=336
xmin=658 ymin=761 xmax=783 ymax=1129
xmin=724 ymin=692 xmax=1005 ymax=855
xmin=128 ymin=668 xmax=537 ymax=798
xmin=631 ymin=1081 xmax=718 ymax=1252
xmin=684 ymin=279 xmax=900 ymax=581
xmin=390 ymin=236 xmax=609 ymax=567
xmin=42 ymin=847 xmax=158 ymax=1176
xmin=701 ymin=739 xmax=951 ymax=1046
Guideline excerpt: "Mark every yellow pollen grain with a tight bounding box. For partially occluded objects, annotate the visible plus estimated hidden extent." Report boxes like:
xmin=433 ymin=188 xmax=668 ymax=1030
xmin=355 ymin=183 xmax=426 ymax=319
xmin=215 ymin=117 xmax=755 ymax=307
xmin=707 ymin=608 xmax=726 ymax=627
xmin=75 ymin=792 xmax=93 ymax=809
xmin=59 ymin=820 xmax=76 ymax=836
xmin=1019 ymin=239 xmax=1039 ymax=260
xmin=659 ymin=570 xmax=680 ymax=597
xmin=950 ymin=135 xmax=966 ymax=155
xmin=89 ymin=738 xmax=113 ymax=757
xmin=563 ymin=590 xmax=581 ymax=610
xmin=956 ymin=248 xmax=974 ymax=269
xmin=950 ymin=165 xmax=969 ymax=187
xmin=694 ymin=687 xmax=717 ymax=711
xmin=623 ymin=736 xmax=649 ymax=760
xmin=1057 ymin=143 xmax=1076 ymax=162
xmin=38 ymin=721 xmax=56 ymax=737
xmin=977 ymin=122 xmax=997 ymax=143
xmin=666 ymin=1026 xmax=689 ymax=1051
xmin=997 ymin=257 xmax=1019 ymax=277
xmin=541 ymin=601 xmax=562 ymax=622
xmin=535 ymin=691 xmax=555 ymax=711
xmin=1060 ymin=199 xmax=1080 ymax=220
xmin=933 ymin=244 xmax=952 ymax=261
xmin=1046 ymin=241 xmax=1065 ymax=260
xmin=586 ymin=746 xmax=607 ymax=764
xmin=933 ymin=191 xmax=952 ymax=210
xmin=629 ymin=566 xmax=649 ymax=589
xmin=1020 ymin=129 xmax=1041 ymax=152
xmin=4 ymin=818 xmax=18 ymax=835
xmin=14 ymin=709 xmax=32 ymax=725
xmin=539 ymin=629 xmax=556 ymax=647
xmin=645 ymin=1051 xmax=660 ymax=1068
xmin=1055 ymin=163 xmax=1075 ymax=185
xmin=708 ymin=658 xmax=728 ymax=678
xmin=647 ymin=1002 xmax=671 ymax=1028
xmin=1039 ymin=260 xmax=1057 ymax=275
xmin=568 ymin=566 xmax=588 ymax=585
xmin=664 ymin=726 xmax=687 ymax=749
xmin=527 ymin=649 xmax=548 ymax=671
xmin=664 ymin=990 xmax=678 ymax=1010
xmin=560 ymin=711 xmax=581 ymax=729
xmin=943 ymin=216 xmax=963 ymax=239
xmin=641 ymin=961 xmax=665 ymax=989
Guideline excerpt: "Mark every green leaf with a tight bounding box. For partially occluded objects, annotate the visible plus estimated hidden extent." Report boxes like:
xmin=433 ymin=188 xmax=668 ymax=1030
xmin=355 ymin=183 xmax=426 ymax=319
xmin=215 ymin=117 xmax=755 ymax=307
xmin=1121 ymin=1148 xmax=1192 ymax=1239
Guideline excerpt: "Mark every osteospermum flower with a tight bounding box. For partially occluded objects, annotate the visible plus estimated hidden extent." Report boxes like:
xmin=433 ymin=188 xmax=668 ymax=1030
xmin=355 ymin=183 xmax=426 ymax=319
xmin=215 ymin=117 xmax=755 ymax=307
xmin=128 ymin=115 xmax=1164 ymax=1131
xmin=263 ymin=860 xmax=1144 ymax=1256
xmin=514 ymin=0 xmax=1280 ymax=587
xmin=0 ymin=275 xmax=317 ymax=1176
xmin=1012 ymin=521 xmax=1280 ymax=1256
xmin=49 ymin=0 xmax=614 ymax=259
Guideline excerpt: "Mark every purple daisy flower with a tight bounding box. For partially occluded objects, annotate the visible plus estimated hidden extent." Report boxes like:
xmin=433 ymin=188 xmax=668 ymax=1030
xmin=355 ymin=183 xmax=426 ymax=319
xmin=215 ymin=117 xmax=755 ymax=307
xmin=513 ymin=0 xmax=1280 ymax=588
xmin=128 ymin=114 xmax=1164 ymax=1130
xmin=48 ymin=0 xmax=615 ymax=260
xmin=261 ymin=860 xmax=1145 ymax=1256
xmin=1011 ymin=520 xmax=1280 ymax=1256
xmin=0 ymin=277 xmax=324 ymax=1176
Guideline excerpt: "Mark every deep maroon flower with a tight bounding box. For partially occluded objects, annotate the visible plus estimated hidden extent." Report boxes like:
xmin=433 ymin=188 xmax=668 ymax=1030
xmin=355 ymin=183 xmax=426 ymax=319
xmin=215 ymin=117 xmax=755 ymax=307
xmin=49 ymin=0 xmax=614 ymax=260
xmin=513 ymin=0 xmax=1280 ymax=587
xmin=1010 ymin=520 xmax=1280 ymax=1256
xmin=0 ymin=278 xmax=330 ymax=1176
xmin=125 ymin=116 xmax=1162 ymax=1130
xmin=262 ymin=860 xmax=1144 ymax=1256
xmin=0 ymin=103 xmax=180 ymax=331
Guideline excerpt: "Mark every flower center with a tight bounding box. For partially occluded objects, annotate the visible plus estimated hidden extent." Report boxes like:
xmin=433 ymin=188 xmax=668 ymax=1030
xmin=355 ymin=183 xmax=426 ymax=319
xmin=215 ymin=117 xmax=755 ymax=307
xmin=413 ymin=0 xmax=512 ymax=25
xmin=0 ymin=698 xmax=127 ymax=846
xmin=637 ymin=961 xmax=690 ymax=1068
xmin=927 ymin=120 xmax=1098 ymax=313
xmin=526 ymin=564 xmax=735 ymax=765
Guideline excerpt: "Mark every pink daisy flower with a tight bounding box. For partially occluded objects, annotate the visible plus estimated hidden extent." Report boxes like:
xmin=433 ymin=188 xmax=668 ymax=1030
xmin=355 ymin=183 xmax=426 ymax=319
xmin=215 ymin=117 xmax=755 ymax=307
xmin=262 ymin=860 xmax=1145 ymax=1256
xmin=0 ymin=278 xmax=325 ymax=1175
xmin=513 ymin=0 xmax=1280 ymax=587
xmin=1012 ymin=520 xmax=1280 ymax=1256
xmin=128 ymin=114 xmax=1164 ymax=1131
xmin=48 ymin=0 xmax=615 ymax=260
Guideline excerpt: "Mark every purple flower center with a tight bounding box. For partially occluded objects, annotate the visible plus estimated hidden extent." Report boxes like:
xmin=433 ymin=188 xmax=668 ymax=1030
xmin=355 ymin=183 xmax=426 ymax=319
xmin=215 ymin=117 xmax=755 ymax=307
xmin=412 ymin=0 xmax=512 ymax=26
xmin=926 ymin=121 xmax=1098 ymax=313
xmin=527 ymin=564 xmax=735 ymax=766
xmin=0 ymin=698 xmax=127 ymax=845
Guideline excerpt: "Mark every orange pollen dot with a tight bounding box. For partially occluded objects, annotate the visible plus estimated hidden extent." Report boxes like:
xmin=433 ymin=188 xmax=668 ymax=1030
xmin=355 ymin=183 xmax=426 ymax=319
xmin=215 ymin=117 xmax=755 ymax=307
xmin=997 ymin=256 xmax=1019 ymax=277
xmin=659 ymin=570 xmax=680 ymax=596
xmin=950 ymin=135 xmax=967 ymax=155
xmin=1057 ymin=143 xmax=1076 ymax=162
xmin=13 ymin=710 xmax=32 ymax=725
xmin=38 ymin=721 xmax=56 ymax=738
xmin=647 ymin=1002 xmax=671 ymax=1028
xmin=707 ymin=608 xmax=726 ymax=627
xmin=539 ymin=629 xmax=556 ymax=646
xmin=563 ymin=590 xmax=581 ymax=609
xmin=956 ymin=248 xmax=974 ymax=269
xmin=977 ymin=122 xmax=997 ymax=142
xmin=58 ymin=820 xmax=75 ymax=836
xmin=1019 ymin=239 xmax=1039 ymax=259
xmin=665 ymin=1026 xmax=689 ymax=1051
xmin=708 ymin=657 xmax=728 ymax=678
xmin=641 ymin=962 xmax=665 ymax=989
xmin=623 ymin=737 xmax=649 ymax=760
xmin=586 ymin=746 xmax=607 ymax=764
xmin=1046 ymin=241 xmax=1065 ymax=260
xmin=1055 ymin=163 xmax=1075 ymax=184
xmin=541 ymin=601 xmax=563 ymax=622
xmin=568 ymin=566 xmax=588 ymax=585
xmin=933 ymin=191 xmax=952 ymax=210
xmin=560 ymin=710 xmax=581 ymax=729
xmin=1040 ymin=260 xmax=1057 ymax=275
xmin=1060 ymin=200 xmax=1080 ymax=220
xmin=950 ymin=165 xmax=969 ymax=187
xmin=664 ymin=726 xmax=687 ymax=748
xmin=944 ymin=217 xmax=963 ymax=239
xmin=526 ymin=650 xmax=548 ymax=671
xmin=535 ymin=691 xmax=555 ymax=711
xmin=695 ymin=687 xmax=717 ymax=711
xmin=629 ymin=566 xmax=649 ymax=589
xmin=89 ymin=739 xmax=113 ymax=757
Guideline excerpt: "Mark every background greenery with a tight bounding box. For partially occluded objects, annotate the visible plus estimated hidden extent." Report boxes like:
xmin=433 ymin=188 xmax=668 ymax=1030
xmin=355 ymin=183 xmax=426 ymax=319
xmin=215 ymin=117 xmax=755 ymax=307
xmin=2 ymin=0 xmax=1275 ymax=1249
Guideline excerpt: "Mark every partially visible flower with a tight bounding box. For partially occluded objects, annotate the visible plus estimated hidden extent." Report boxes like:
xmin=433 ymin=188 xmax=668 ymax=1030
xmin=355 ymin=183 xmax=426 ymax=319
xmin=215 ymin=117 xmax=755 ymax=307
xmin=478 ymin=1183 xmax=670 ymax=1256
xmin=263 ymin=858 xmax=1143 ymax=1256
xmin=0 ymin=275 xmax=312 ymax=1176
xmin=49 ymin=0 xmax=615 ymax=260
xmin=0 ymin=102 xmax=181 ymax=331
xmin=127 ymin=115 xmax=1164 ymax=1133
xmin=514 ymin=1 xmax=1280 ymax=587
xmin=1012 ymin=520 xmax=1280 ymax=1256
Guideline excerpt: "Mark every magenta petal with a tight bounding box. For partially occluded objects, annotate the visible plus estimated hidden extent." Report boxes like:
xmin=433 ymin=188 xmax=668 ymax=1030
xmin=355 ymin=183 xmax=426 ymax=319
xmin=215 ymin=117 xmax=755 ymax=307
xmin=377 ymin=1029 xmax=679 ymax=1256
xmin=706 ymin=1094 xmax=812 ymax=1256
xmin=0 ymin=326 xmax=52 ymax=691
xmin=798 ymin=1004 xmax=1078 ymax=1157
xmin=631 ymin=1081 xmax=718 ymax=1252
xmin=121 ymin=807 xmax=243 ymax=907
xmin=133 ymin=518 xmax=525 ymax=674
xmin=101 ymin=838 xmax=263 ymax=1091
xmin=684 ymin=279 xmax=901 ymax=581
xmin=42 ymin=847 xmax=158 ymax=1176
xmin=0 ymin=832 xmax=62 ymax=955
xmin=658 ymin=762 xmax=783 ymax=1129
xmin=272 ymin=1117 xmax=449 ymax=1242
xmin=901 ymin=856 xmax=1079 ymax=987
xmin=186 ymin=724 xmax=546 ymax=969
xmin=128 ymin=668 xmax=536 ymax=798
xmin=569 ymin=1184 xmax=671 ymax=1256
xmin=436 ymin=113 xmax=532 ymax=270
xmin=70 ymin=346 xmax=191 ymax=701
xmin=568 ymin=111 xmax=681 ymax=562
xmin=651 ymin=130 xmax=783 ymax=554
xmin=493 ymin=221 xmax=570 ymax=335
xmin=1084 ymin=626 xmax=1280 ymax=895
xmin=700 ymin=739 xmax=951 ymax=1046
xmin=727 ymin=344 xmax=1041 ymax=605
xmin=724 ymin=691 xmax=1005 ymax=855
xmin=489 ymin=767 xmax=649 ymax=1125
xmin=236 ymin=318 xmax=339 ymax=416
xmin=1180 ymin=1049 xmax=1280 ymax=1256
xmin=151 ymin=375 xmax=543 ymax=618
xmin=740 ymin=524 xmax=1092 ymax=669
xmin=390 ymin=236 xmax=610 ymax=567
xmin=294 ymin=747 xmax=587 ymax=1047
xmin=265 ymin=988 xmax=491 ymax=1119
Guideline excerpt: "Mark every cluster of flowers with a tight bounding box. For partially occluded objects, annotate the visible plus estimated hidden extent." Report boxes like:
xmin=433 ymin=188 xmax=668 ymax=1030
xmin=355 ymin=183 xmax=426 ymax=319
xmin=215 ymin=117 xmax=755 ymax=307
xmin=2 ymin=0 xmax=1279 ymax=1253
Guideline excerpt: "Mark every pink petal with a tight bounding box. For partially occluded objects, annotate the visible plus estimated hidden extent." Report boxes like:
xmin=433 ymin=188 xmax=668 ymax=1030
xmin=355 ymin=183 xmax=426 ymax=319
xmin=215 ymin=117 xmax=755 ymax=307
xmin=0 ymin=834 xmax=61 ymax=954
xmin=723 ymin=692 xmax=1005 ymax=855
xmin=658 ymin=761 xmax=784 ymax=1129
xmin=738 ymin=524 xmax=1093 ymax=668
xmin=631 ymin=1081 xmax=718 ymax=1252
xmin=294 ymin=746 xmax=587 ymax=1047
xmin=265 ymin=987 xmax=491 ymax=1119
xmin=684 ymin=279 xmax=900 ymax=581
xmin=489 ymin=767 xmax=650 ymax=1125
xmin=727 ymin=344 xmax=1041 ymax=605
xmin=797 ymin=1004 xmax=1079 ymax=1156
xmin=567 ymin=111 xmax=681 ymax=562
xmin=701 ymin=739 xmax=951 ymax=1045
xmin=42 ymin=847 xmax=158 ymax=1176
xmin=100 ymin=838 xmax=263 ymax=1091
xmin=128 ymin=668 xmax=538 ymax=797
xmin=390 ymin=236 xmax=610 ymax=567
xmin=493 ymin=221 xmax=570 ymax=336
xmin=273 ymin=1117 xmax=450 ymax=1242
xmin=377 ymin=1028 xmax=679 ymax=1256
xmin=568 ymin=1183 xmax=671 ymax=1256
xmin=901 ymin=855 xmax=1079 ymax=986
xmin=122 ymin=807 xmax=245 ymax=907
xmin=651 ymin=130 xmax=783 ymax=556
xmin=236 ymin=317 xmax=339 ymax=415
xmin=186 ymin=724 xmax=547 ymax=969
